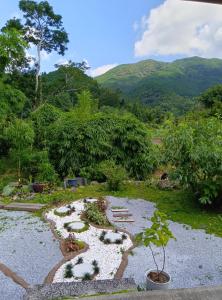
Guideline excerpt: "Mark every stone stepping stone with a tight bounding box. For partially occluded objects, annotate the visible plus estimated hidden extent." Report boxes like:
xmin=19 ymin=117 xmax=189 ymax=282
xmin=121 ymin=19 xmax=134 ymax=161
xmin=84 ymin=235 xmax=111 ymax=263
xmin=113 ymin=213 xmax=132 ymax=217
xmin=111 ymin=209 xmax=129 ymax=213
xmin=114 ymin=218 xmax=135 ymax=223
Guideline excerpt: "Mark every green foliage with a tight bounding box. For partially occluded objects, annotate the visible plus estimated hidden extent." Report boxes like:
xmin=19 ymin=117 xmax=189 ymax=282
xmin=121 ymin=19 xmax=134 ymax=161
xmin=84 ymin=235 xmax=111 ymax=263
xmin=48 ymin=112 xmax=157 ymax=179
xmin=73 ymin=90 xmax=98 ymax=120
xmin=136 ymin=210 xmax=175 ymax=273
xmin=5 ymin=119 xmax=34 ymax=150
xmin=99 ymin=160 xmax=127 ymax=191
xmin=199 ymin=84 xmax=222 ymax=108
xmin=19 ymin=0 xmax=69 ymax=54
xmin=0 ymin=80 xmax=27 ymax=116
xmin=42 ymin=66 xmax=100 ymax=111
xmin=164 ymin=117 xmax=222 ymax=205
xmin=18 ymin=0 xmax=69 ymax=106
xmin=137 ymin=210 xmax=175 ymax=248
xmin=5 ymin=119 xmax=34 ymax=180
xmin=0 ymin=28 xmax=28 ymax=73
xmin=85 ymin=202 xmax=108 ymax=226
xmin=31 ymin=103 xmax=62 ymax=148
xmin=21 ymin=150 xmax=57 ymax=183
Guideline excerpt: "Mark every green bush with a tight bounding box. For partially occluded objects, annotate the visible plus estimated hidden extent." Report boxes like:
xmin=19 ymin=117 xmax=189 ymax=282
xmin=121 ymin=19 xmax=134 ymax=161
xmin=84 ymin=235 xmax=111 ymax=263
xmin=20 ymin=150 xmax=57 ymax=183
xmin=85 ymin=202 xmax=108 ymax=226
xmin=164 ymin=117 xmax=222 ymax=206
xmin=47 ymin=112 xmax=157 ymax=179
xmin=99 ymin=160 xmax=127 ymax=191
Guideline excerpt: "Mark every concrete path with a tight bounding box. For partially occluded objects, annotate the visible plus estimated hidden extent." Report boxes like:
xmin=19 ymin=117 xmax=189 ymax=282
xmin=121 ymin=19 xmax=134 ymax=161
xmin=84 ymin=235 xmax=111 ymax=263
xmin=0 ymin=202 xmax=45 ymax=212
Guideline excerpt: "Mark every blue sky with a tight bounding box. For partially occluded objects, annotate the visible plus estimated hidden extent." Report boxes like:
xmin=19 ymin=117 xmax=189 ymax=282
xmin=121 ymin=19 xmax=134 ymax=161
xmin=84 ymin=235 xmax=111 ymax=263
xmin=1 ymin=0 xmax=222 ymax=76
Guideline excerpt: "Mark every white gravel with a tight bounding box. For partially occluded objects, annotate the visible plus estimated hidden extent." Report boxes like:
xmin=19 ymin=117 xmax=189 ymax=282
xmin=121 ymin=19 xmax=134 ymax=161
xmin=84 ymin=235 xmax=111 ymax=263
xmin=46 ymin=199 xmax=133 ymax=282
xmin=106 ymin=196 xmax=222 ymax=289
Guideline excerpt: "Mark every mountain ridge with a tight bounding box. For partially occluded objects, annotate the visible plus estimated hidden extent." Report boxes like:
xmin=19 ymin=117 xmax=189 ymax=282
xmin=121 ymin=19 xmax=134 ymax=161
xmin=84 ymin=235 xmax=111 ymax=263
xmin=96 ymin=56 xmax=222 ymax=108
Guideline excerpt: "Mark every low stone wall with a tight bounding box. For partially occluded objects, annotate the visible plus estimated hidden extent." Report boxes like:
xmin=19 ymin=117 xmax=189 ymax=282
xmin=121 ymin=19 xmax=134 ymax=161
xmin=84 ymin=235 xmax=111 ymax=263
xmin=24 ymin=278 xmax=137 ymax=300
xmin=82 ymin=285 xmax=222 ymax=300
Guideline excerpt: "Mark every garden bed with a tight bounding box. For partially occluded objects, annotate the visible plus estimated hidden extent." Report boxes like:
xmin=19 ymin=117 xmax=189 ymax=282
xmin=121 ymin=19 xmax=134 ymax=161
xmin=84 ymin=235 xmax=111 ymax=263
xmin=45 ymin=198 xmax=133 ymax=283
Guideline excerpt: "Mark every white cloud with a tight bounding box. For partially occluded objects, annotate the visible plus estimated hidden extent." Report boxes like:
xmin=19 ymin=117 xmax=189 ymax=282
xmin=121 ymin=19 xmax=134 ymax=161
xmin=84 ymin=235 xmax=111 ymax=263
xmin=89 ymin=64 xmax=118 ymax=77
xmin=134 ymin=0 xmax=222 ymax=58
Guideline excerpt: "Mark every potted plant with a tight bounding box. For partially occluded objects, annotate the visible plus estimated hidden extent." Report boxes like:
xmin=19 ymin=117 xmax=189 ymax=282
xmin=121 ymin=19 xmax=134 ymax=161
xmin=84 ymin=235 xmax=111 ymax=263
xmin=136 ymin=210 xmax=176 ymax=290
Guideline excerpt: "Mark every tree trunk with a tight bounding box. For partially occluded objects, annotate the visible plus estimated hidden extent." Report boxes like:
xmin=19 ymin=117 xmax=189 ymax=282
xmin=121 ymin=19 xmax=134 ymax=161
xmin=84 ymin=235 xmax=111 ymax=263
xmin=35 ymin=43 xmax=41 ymax=108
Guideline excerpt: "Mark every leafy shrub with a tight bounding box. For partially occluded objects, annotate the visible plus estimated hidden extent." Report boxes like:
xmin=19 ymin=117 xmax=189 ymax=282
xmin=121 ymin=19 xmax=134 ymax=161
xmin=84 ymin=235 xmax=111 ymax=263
xmin=164 ymin=117 xmax=222 ymax=206
xmin=84 ymin=202 xmax=108 ymax=226
xmin=21 ymin=150 xmax=57 ymax=183
xmin=47 ymin=113 xmax=157 ymax=179
xmin=99 ymin=160 xmax=127 ymax=191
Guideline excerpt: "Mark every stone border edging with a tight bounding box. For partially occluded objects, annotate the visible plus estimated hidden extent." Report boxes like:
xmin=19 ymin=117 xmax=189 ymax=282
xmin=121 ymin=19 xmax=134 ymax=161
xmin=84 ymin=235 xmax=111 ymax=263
xmin=0 ymin=262 xmax=29 ymax=289
xmin=24 ymin=278 xmax=137 ymax=300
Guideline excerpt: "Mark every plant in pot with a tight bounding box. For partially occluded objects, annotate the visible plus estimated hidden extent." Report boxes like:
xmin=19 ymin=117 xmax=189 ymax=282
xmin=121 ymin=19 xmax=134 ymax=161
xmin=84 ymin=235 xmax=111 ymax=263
xmin=33 ymin=162 xmax=57 ymax=193
xmin=136 ymin=210 xmax=176 ymax=290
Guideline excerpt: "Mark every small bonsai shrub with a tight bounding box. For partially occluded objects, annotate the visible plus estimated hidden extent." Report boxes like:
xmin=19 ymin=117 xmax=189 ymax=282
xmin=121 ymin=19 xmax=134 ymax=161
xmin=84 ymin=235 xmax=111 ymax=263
xmin=82 ymin=272 xmax=92 ymax=281
xmin=92 ymin=260 xmax=100 ymax=275
xmin=64 ymin=263 xmax=73 ymax=278
xmin=136 ymin=210 xmax=176 ymax=283
xmin=115 ymin=239 xmax=123 ymax=245
xmin=122 ymin=234 xmax=127 ymax=240
xmin=85 ymin=202 xmax=108 ymax=226
xmin=75 ymin=257 xmax=83 ymax=265
xmin=99 ymin=230 xmax=107 ymax=241
xmin=104 ymin=238 xmax=111 ymax=244
xmin=67 ymin=204 xmax=76 ymax=215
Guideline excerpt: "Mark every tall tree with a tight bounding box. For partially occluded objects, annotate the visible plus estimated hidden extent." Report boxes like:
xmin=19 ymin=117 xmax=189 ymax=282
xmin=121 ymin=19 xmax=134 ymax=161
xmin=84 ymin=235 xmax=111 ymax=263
xmin=19 ymin=0 xmax=69 ymax=106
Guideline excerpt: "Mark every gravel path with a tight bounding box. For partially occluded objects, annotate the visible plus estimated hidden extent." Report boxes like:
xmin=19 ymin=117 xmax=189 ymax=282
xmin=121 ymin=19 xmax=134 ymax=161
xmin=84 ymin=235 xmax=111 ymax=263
xmin=106 ymin=196 xmax=222 ymax=289
xmin=0 ymin=210 xmax=63 ymax=300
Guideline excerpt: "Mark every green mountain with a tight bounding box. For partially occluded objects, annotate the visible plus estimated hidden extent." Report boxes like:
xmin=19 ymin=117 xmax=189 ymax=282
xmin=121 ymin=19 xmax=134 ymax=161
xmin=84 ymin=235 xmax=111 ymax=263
xmin=97 ymin=57 xmax=222 ymax=107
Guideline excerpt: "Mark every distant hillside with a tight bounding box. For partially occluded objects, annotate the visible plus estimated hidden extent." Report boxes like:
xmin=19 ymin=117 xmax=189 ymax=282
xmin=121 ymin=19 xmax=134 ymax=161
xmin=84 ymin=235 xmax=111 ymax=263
xmin=97 ymin=57 xmax=222 ymax=107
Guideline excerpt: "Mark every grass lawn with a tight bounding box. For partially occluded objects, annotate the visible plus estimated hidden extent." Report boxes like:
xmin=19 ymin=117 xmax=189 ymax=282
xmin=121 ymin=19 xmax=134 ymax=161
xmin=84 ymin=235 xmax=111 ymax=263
xmin=30 ymin=182 xmax=222 ymax=238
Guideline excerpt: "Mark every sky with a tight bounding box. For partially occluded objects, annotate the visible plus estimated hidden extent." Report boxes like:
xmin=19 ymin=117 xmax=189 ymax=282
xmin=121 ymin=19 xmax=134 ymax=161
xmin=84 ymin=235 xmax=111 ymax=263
xmin=1 ymin=0 xmax=222 ymax=76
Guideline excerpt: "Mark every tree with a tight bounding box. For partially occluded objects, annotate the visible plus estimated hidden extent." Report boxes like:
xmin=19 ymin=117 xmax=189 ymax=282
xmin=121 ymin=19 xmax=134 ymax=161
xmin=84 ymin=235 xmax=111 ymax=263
xmin=0 ymin=80 xmax=27 ymax=116
xmin=5 ymin=119 xmax=35 ymax=182
xmin=164 ymin=117 xmax=222 ymax=206
xmin=136 ymin=210 xmax=175 ymax=282
xmin=73 ymin=90 xmax=98 ymax=120
xmin=47 ymin=112 xmax=157 ymax=179
xmin=0 ymin=28 xmax=28 ymax=74
xmin=199 ymin=84 xmax=222 ymax=108
xmin=19 ymin=0 xmax=69 ymax=106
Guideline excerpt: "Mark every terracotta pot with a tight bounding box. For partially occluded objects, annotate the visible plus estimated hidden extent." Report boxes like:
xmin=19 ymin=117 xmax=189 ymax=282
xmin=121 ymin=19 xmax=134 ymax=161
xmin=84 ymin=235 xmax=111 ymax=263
xmin=32 ymin=183 xmax=45 ymax=193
